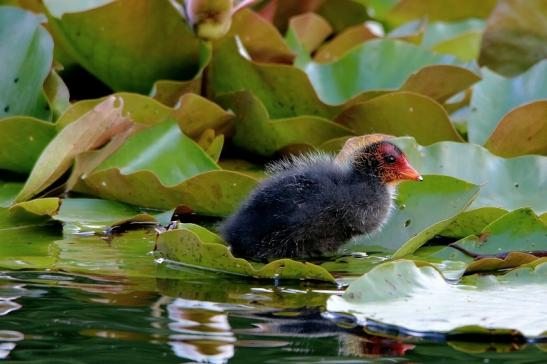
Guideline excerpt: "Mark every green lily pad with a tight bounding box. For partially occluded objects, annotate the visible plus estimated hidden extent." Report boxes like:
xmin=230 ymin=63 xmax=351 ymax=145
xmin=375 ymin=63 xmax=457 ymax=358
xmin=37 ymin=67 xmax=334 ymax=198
xmin=335 ymin=91 xmax=464 ymax=145
xmin=217 ymin=91 xmax=353 ymax=156
xmin=0 ymin=6 xmax=53 ymax=120
xmin=346 ymin=175 xmax=479 ymax=255
xmin=54 ymin=198 xmax=173 ymax=228
xmin=209 ymin=37 xmax=338 ymax=118
xmin=468 ymin=61 xmax=547 ymax=145
xmin=0 ymin=116 xmax=56 ymax=173
xmin=10 ymin=197 xmax=60 ymax=218
xmin=327 ymin=260 xmax=547 ymax=338
xmin=314 ymin=24 xmax=377 ymax=63
xmin=0 ymin=182 xmax=23 ymax=208
xmin=302 ymin=39 xmax=468 ymax=104
xmin=155 ymin=225 xmax=336 ymax=283
xmin=44 ymin=0 xmax=203 ymax=93
xmin=479 ymin=0 xmax=547 ymax=77
xmin=385 ymin=0 xmax=497 ymax=28
xmin=394 ymin=138 xmax=547 ymax=236
xmin=421 ymin=19 xmax=486 ymax=48
xmin=431 ymin=31 xmax=482 ymax=62
xmin=15 ymin=96 xmax=132 ymax=202
xmin=76 ymin=120 xmax=258 ymax=215
xmin=427 ymin=208 xmax=547 ymax=274
xmin=484 ymin=100 xmax=547 ymax=157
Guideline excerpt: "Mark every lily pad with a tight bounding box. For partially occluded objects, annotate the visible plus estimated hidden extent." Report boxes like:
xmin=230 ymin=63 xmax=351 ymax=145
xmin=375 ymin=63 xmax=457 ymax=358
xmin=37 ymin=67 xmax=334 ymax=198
xmin=0 ymin=6 xmax=53 ymax=120
xmin=314 ymin=24 xmax=377 ymax=63
xmin=421 ymin=19 xmax=486 ymax=48
xmin=303 ymin=38 xmax=468 ymax=104
xmin=394 ymin=138 xmax=547 ymax=236
xmin=468 ymin=61 xmax=547 ymax=145
xmin=44 ymin=0 xmax=203 ymax=93
xmin=431 ymin=31 xmax=482 ymax=62
xmin=484 ymin=100 xmax=547 ymax=157
xmin=0 ymin=116 xmax=56 ymax=173
xmin=76 ymin=120 xmax=258 ymax=215
xmin=346 ymin=175 xmax=479 ymax=255
xmin=217 ymin=91 xmax=353 ymax=156
xmin=427 ymin=208 xmax=547 ymax=274
xmin=335 ymin=91 xmax=464 ymax=145
xmin=479 ymin=0 xmax=547 ymax=77
xmin=15 ymin=96 xmax=132 ymax=202
xmin=155 ymin=225 xmax=336 ymax=283
xmin=327 ymin=260 xmax=547 ymax=338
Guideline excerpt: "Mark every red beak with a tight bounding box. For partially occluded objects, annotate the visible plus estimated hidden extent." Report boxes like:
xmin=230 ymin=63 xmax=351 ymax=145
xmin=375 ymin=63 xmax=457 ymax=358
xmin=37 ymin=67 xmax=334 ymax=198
xmin=398 ymin=159 xmax=423 ymax=181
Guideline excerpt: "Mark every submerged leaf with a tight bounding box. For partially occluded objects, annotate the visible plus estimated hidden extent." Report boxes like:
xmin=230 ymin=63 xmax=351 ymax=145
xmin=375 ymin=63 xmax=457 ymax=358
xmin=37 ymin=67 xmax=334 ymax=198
xmin=156 ymin=225 xmax=336 ymax=283
xmin=327 ymin=260 xmax=547 ymax=338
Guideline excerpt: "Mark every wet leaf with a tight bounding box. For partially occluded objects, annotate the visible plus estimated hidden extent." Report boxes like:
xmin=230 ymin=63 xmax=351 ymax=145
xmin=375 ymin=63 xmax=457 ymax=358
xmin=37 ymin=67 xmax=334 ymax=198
xmin=0 ymin=6 xmax=53 ymax=120
xmin=479 ymin=0 xmax=547 ymax=77
xmin=54 ymin=198 xmax=172 ymax=228
xmin=327 ymin=260 xmax=547 ymax=338
xmin=0 ymin=116 xmax=56 ymax=174
xmin=10 ymin=197 xmax=60 ymax=218
xmin=15 ymin=96 xmax=132 ymax=202
xmin=484 ymin=100 xmax=547 ymax=157
xmin=346 ymin=175 xmax=479 ymax=255
xmin=155 ymin=225 xmax=336 ymax=283
xmin=335 ymin=92 xmax=463 ymax=145
xmin=303 ymin=39 xmax=469 ymax=104
xmin=468 ymin=61 xmax=547 ymax=145
xmin=44 ymin=0 xmax=203 ymax=93
xmin=217 ymin=91 xmax=353 ymax=156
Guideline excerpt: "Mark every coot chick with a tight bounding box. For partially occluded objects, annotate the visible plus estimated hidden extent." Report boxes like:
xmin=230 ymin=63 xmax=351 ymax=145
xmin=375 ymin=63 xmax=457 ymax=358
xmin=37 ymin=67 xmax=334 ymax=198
xmin=219 ymin=135 xmax=422 ymax=260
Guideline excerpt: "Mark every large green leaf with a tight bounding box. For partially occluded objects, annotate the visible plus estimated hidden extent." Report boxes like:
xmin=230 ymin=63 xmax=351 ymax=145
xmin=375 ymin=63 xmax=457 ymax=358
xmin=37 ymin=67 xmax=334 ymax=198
xmin=468 ymin=61 xmax=547 ymax=145
xmin=302 ymin=39 xmax=468 ymax=104
xmin=421 ymin=19 xmax=486 ymax=48
xmin=0 ymin=6 xmax=53 ymax=120
xmin=327 ymin=260 xmax=547 ymax=338
xmin=15 ymin=96 xmax=132 ymax=202
xmin=209 ymin=37 xmax=339 ymax=118
xmin=0 ymin=116 xmax=56 ymax=173
xmin=423 ymin=208 xmax=547 ymax=274
xmin=77 ymin=120 xmax=258 ymax=215
xmin=155 ymin=225 xmax=336 ymax=283
xmin=335 ymin=91 xmax=463 ymax=145
xmin=346 ymin=175 xmax=479 ymax=255
xmin=394 ymin=138 xmax=547 ymax=236
xmin=43 ymin=0 xmax=203 ymax=93
xmin=217 ymin=91 xmax=353 ymax=156
xmin=479 ymin=0 xmax=547 ymax=77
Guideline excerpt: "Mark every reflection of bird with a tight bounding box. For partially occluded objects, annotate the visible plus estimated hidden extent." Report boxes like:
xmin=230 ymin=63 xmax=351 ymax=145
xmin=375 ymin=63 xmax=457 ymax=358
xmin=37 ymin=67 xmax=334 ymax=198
xmin=219 ymin=135 xmax=422 ymax=260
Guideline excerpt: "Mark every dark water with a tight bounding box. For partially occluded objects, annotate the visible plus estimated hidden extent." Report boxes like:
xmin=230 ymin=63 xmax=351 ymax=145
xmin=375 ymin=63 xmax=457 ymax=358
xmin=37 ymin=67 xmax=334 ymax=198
xmin=1 ymin=230 xmax=546 ymax=363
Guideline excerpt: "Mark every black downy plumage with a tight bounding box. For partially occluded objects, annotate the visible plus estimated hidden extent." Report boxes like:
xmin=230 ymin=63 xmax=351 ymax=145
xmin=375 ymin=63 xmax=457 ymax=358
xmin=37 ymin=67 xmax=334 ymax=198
xmin=219 ymin=138 xmax=422 ymax=260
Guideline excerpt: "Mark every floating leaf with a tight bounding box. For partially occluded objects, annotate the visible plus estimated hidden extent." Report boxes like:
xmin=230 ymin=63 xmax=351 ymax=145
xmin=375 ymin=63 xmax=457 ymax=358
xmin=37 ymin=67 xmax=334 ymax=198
xmin=421 ymin=19 xmax=486 ymax=48
xmin=327 ymin=260 xmax=547 ymax=338
xmin=0 ymin=116 xmax=56 ymax=173
xmin=44 ymin=0 xmax=203 ymax=93
xmin=209 ymin=37 xmax=338 ymax=118
xmin=155 ymin=225 xmax=336 ymax=283
xmin=15 ymin=96 xmax=132 ymax=202
xmin=427 ymin=208 xmax=547 ymax=274
xmin=303 ymin=39 xmax=469 ymax=104
xmin=347 ymin=175 xmax=479 ymax=255
xmin=77 ymin=120 xmax=257 ymax=215
xmin=10 ymin=197 xmax=60 ymax=218
xmin=314 ymin=24 xmax=377 ymax=63
xmin=394 ymin=138 xmax=547 ymax=236
xmin=468 ymin=61 xmax=547 ymax=145
xmin=479 ymin=0 xmax=547 ymax=77
xmin=217 ymin=91 xmax=353 ymax=156
xmin=0 ymin=6 xmax=53 ymax=120
xmin=229 ymin=8 xmax=294 ymax=64
xmin=431 ymin=31 xmax=482 ymax=62
xmin=54 ymin=198 xmax=172 ymax=228
xmin=484 ymin=100 xmax=547 ymax=157
xmin=335 ymin=91 xmax=464 ymax=145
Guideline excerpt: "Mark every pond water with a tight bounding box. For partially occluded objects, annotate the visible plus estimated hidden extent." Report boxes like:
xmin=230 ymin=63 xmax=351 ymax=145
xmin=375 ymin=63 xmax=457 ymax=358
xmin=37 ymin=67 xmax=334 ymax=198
xmin=1 ymin=229 xmax=546 ymax=363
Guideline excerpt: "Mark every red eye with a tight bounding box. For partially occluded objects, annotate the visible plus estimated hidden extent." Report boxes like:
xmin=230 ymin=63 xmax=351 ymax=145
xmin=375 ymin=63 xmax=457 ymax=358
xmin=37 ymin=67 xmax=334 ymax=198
xmin=385 ymin=155 xmax=396 ymax=164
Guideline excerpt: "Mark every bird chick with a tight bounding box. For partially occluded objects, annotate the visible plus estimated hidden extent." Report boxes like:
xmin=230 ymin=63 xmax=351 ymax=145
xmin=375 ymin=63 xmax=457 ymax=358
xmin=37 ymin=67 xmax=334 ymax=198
xmin=219 ymin=135 xmax=422 ymax=260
